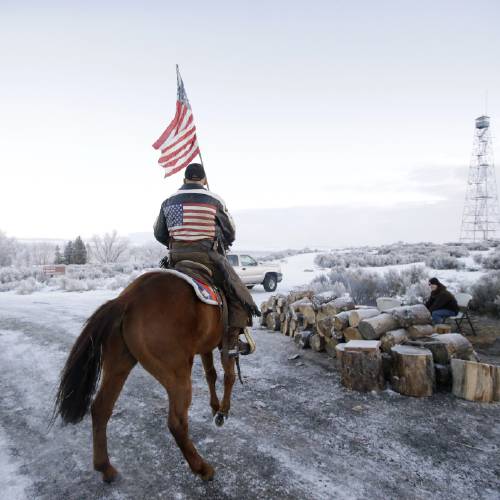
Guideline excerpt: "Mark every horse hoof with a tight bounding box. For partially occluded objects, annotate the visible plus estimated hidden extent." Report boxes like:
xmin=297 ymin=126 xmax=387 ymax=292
xmin=214 ymin=412 xmax=226 ymax=427
xmin=199 ymin=463 xmax=215 ymax=481
xmin=101 ymin=465 xmax=119 ymax=484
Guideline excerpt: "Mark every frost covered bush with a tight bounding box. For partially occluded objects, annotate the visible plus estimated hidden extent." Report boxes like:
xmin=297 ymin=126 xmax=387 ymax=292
xmin=466 ymin=241 xmax=492 ymax=251
xmin=15 ymin=277 xmax=43 ymax=295
xmin=314 ymin=242 xmax=460 ymax=269
xmin=424 ymin=253 xmax=464 ymax=270
xmin=444 ymin=245 xmax=470 ymax=258
xmin=473 ymin=253 xmax=484 ymax=265
xmin=310 ymin=265 xmax=428 ymax=306
xmin=481 ymin=252 xmax=500 ymax=270
xmin=471 ymin=272 xmax=500 ymax=316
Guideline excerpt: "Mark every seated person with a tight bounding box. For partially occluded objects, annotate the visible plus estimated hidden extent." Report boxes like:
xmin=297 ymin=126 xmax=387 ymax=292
xmin=425 ymin=277 xmax=459 ymax=324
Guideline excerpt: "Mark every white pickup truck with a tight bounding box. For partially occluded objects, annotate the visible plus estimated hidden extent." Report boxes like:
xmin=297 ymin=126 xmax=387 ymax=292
xmin=227 ymin=253 xmax=283 ymax=291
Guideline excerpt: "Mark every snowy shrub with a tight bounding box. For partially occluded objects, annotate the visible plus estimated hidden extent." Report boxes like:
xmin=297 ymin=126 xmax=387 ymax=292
xmin=473 ymin=253 xmax=484 ymax=265
xmin=481 ymin=252 xmax=500 ymax=270
xmin=444 ymin=245 xmax=470 ymax=258
xmin=425 ymin=253 xmax=464 ymax=270
xmin=471 ymin=272 xmax=500 ymax=316
xmin=466 ymin=241 xmax=492 ymax=251
xmin=310 ymin=266 xmax=427 ymax=306
xmin=15 ymin=277 xmax=43 ymax=295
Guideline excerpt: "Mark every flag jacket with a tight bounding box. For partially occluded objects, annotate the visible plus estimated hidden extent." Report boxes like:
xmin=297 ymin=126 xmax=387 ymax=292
xmin=153 ymin=183 xmax=236 ymax=249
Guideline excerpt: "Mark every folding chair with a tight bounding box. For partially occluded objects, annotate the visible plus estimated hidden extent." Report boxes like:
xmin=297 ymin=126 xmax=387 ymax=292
xmin=446 ymin=292 xmax=476 ymax=335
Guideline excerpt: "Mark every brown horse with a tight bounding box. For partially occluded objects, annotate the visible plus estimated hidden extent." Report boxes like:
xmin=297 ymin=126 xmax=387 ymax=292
xmin=54 ymin=270 xmax=238 ymax=482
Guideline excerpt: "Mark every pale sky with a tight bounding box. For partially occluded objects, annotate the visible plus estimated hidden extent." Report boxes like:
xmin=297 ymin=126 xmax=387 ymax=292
xmin=1 ymin=1 xmax=499 ymax=247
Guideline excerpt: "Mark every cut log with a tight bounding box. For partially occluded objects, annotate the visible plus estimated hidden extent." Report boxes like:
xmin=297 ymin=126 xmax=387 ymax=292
xmin=348 ymin=308 xmax=379 ymax=327
xmin=434 ymin=324 xmax=452 ymax=334
xmin=341 ymin=341 xmax=384 ymax=392
xmin=316 ymin=316 xmax=334 ymax=338
xmin=281 ymin=315 xmax=289 ymax=336
xmin=260 ymin=312 xmax=268 ymax=328
xmin=344 ymin=327 xmax=363 ymax=341
xmin=335 ymin=343 xmax=346 ymax=364
xmin=324 ymin=337 xmax=339 ymax=358
xmin=333 ymin=311 xmax=350 ymax=332
xmin=290 ymin=299 xmax=316 ymax=326
xmin=293 ymin=330 xmax=314 ymax=349
xmin=389 ymin=304 xmax=432 ymax=328
xmin=331 ymin=296 xmax=356 ymax=312
xmin=407 ymin=324 xmax=434 ymax=339
xmin=435 ymin=363 xmax=452 ymax=392
xmin=380 ymin=329 xmax=408 ymax=353
xmin=451 ymin=359 xmax=498 ymax=402
xmin=265 ymin=312 xmax=281 ymax=332
xmin=407 ymin=333 xmax=476 ymax=364
xmin=288 ymin=290 xmax=314 ymax=303
xmin=391 ymin=345 xmax=435 ymax=397
xmin=310 ymin=334 xmax=326 ymax=352
xmin=358 ymin=313 xmax=399 ymax=340
xmin=317 ymin=301 xmax=340 ymax=319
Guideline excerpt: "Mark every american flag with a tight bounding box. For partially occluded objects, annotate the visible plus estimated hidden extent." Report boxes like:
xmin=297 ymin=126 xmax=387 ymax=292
xmin=153 ymin=66 xmax=200 ymax=177
xmin=164 ymin=202 xmax=216 ymax=241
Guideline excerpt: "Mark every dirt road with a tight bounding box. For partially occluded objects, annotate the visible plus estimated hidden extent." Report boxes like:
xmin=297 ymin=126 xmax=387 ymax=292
xmin=1 ymin=291 xmax=499 ymax=499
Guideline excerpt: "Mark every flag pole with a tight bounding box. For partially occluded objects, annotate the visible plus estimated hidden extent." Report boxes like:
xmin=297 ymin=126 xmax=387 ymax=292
xmin=176 ymin=64 xmax=208 ymax=188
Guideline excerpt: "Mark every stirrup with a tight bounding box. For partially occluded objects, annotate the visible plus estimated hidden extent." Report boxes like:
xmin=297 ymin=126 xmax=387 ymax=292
xmin=239 ymin=327 xmax=256 ymax=355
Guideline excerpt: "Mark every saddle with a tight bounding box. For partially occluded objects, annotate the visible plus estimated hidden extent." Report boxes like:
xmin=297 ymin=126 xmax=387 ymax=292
xmin=173 ymin=260 xmax=229 ymax=329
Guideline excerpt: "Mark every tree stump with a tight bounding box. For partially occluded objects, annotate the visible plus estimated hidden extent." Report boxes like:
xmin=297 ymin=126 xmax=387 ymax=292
xmin=335 ymin=343 xmax=347 ymax=365
xmin=389 ymin=304 xmax=432 ymax=328
xmin=390 ymin=345 xmax=435 ymax=397
xmin=344 ymin=327 xmax=363 ymax=341
xmin=451 ymin=359 xmax=499 ymax=402
xmin=348 ymin=308 xmax=380 ymax=328
xmin=407 ymin=324 xmax=434 ymax=339
xmin=358 ymin=313 xmax=399 ymax=340
xmin=380 ymin=329 xmax=408 ymax=353
xmin=340 ymin=341 xmax=384 ymax=392
xmin=310 ymin=334 xmax=326 ymax=352
xmin=434 ymin=324 xmax=452 ymax=334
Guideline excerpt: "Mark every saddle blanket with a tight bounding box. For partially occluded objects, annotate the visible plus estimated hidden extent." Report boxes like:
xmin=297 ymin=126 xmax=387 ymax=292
xmin=161 ymin=269 xmax=221 ymax=306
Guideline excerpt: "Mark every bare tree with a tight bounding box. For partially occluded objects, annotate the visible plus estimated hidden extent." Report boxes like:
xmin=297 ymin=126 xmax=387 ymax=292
xmin=0 ymin=230 xmax=17 ymax=267
xmin=29 ymin=242 xmax=56 ymax=265
xmin=90 ymin=230 xmax=129 ymax=263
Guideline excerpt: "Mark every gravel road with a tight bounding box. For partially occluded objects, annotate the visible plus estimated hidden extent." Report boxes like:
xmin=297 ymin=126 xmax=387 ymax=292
xmin=1 ymin=291 xmax=499 ymax=500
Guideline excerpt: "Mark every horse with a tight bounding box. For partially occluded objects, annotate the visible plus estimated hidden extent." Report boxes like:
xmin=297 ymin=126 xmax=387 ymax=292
xmin=53 ymin=270 xmax=238 ymax=482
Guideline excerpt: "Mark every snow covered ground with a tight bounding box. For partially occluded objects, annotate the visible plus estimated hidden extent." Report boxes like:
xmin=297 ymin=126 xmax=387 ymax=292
xmin=1 ymin=253 xmax=499 ymax=499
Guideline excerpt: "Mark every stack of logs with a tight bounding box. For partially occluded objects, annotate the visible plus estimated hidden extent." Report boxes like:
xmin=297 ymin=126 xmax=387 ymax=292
xmin=260 ymin=292 xmax=500 ymax=402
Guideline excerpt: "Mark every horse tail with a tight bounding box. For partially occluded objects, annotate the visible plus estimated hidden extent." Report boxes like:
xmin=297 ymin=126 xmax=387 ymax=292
xmin=53 ymin=298 xmax=126 ymax=425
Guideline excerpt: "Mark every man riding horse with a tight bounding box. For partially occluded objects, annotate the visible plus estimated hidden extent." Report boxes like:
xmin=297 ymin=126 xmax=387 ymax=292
xmin=153 ymin=162 xmax=259 ymax=357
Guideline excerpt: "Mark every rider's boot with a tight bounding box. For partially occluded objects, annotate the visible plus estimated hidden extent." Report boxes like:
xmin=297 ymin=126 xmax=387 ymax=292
xmin=237 ymin=327 xmax=256 ymax=356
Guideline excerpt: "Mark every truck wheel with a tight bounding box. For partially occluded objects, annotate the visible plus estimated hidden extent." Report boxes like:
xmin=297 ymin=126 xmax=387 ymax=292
xmin=263 ymin=273 xmax=278 ymax=292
